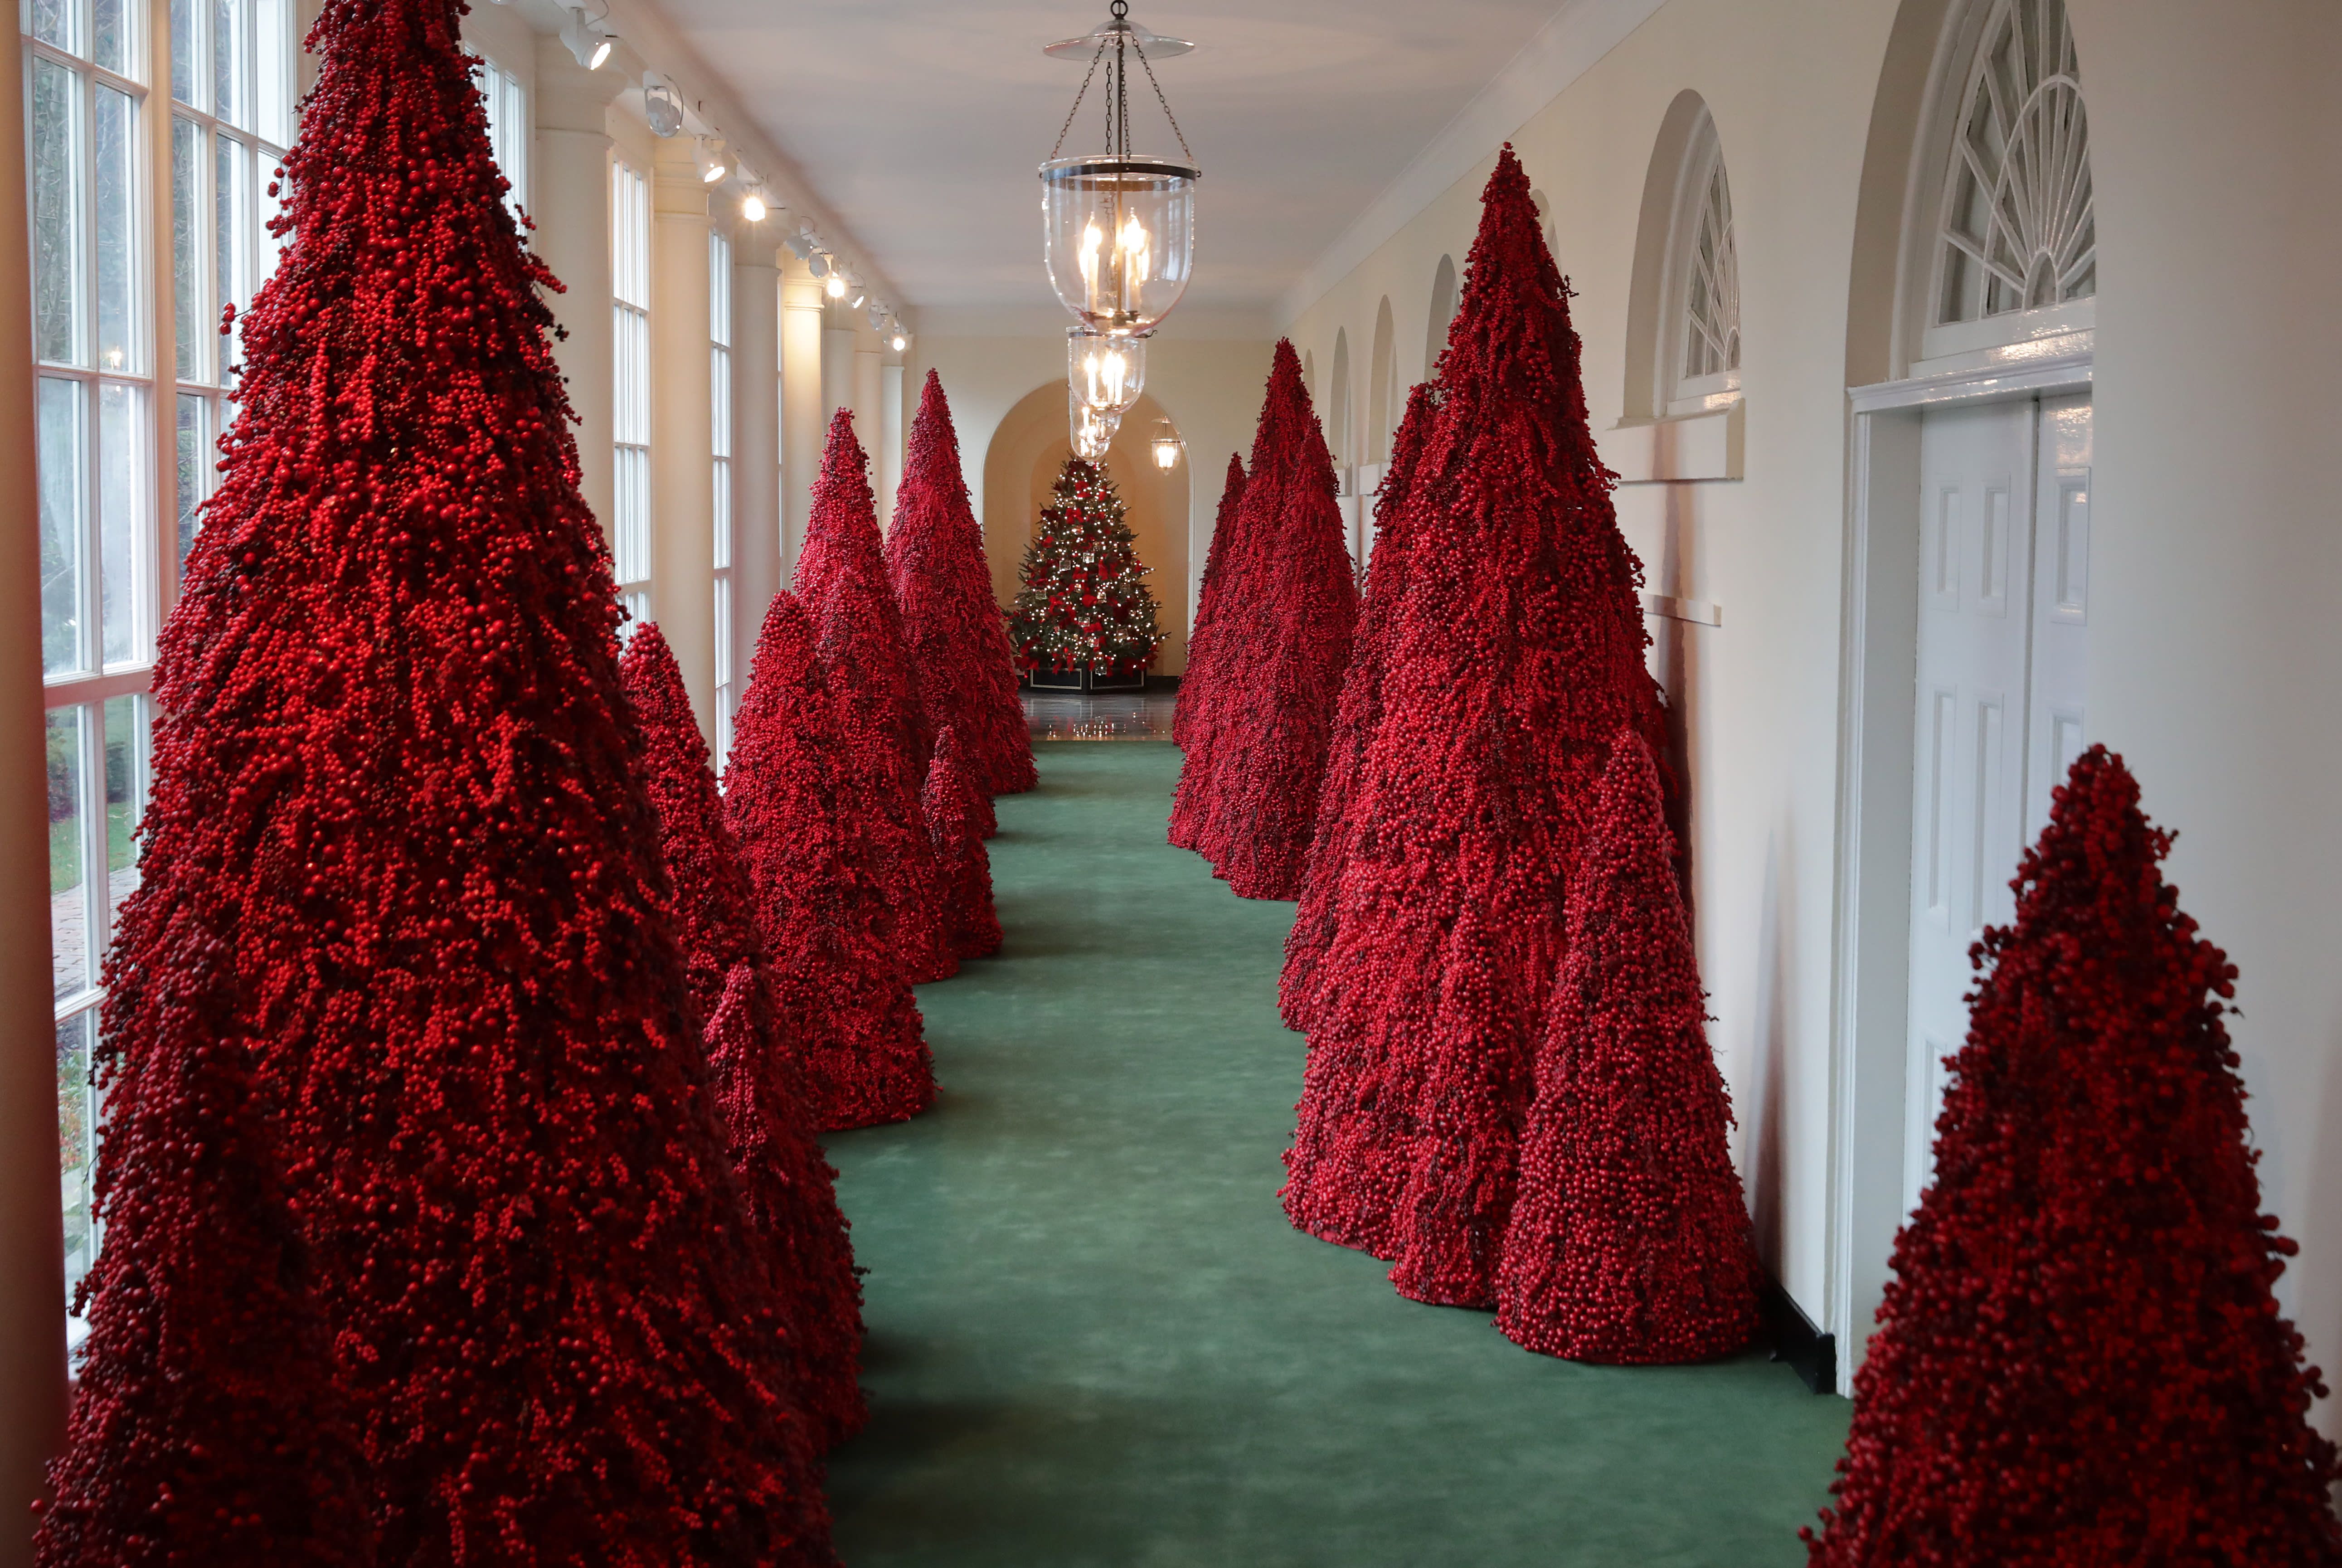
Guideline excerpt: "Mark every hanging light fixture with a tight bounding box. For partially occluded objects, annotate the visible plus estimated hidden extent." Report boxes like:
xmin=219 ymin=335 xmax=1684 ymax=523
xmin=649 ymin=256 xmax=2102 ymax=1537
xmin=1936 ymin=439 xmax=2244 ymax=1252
xmin=891 ymin=328 xmax=909 ymax=353
xmin=1150 ymin=417 xmax=1183 ymax=471
xmin=1040 ymin=1 xmax=1198 ymax=354
xmin=1069 ymin=326 xmax=1145 ymax=417
xmin=825 ymin=272 xmax=847 ymax=300
xmin=740 ymin=181 xmax=768 ymax=223
xmin=1070 ymin=388 xmax=1120 ymax=462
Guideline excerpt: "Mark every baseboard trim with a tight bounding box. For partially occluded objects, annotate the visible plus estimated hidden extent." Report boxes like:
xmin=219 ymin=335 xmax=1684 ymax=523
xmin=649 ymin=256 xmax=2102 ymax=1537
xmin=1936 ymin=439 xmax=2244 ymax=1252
xmin=1762 ymin=1277 xmax=1838 ymax=1395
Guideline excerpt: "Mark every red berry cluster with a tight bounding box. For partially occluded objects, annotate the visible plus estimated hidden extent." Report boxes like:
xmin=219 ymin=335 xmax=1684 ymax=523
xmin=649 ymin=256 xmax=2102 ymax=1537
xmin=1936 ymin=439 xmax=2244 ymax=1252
xmin=796 ymin=410 xmax=956 ymax=985
xmin=886 ymin=371 xmax=1037 ymax=802
xmin=57 ymin=0 xmax=838 ymax=1560
xmin=1495 ymin=733 xmax=1760 ymax=1362
xmin=1805 ymin=747 xmax=2342 ymax=1565
xmin=619 ymin=623 xmax=868 ymax=1450
xmin=1279 ymin=146 xmax=1670 ymax=1312
xmin=1170 ymin=452 xmax=1248 ymax=752
xmin=1005 ymin=460 xmax=1164 ymax=678
xmin=1168 ymin=340 xmax=1360 ymax=900
xmin=726 ymin=591 xmax=936 ymax=1131
xmin=924 ymin=726 xmax=1004 ymax=961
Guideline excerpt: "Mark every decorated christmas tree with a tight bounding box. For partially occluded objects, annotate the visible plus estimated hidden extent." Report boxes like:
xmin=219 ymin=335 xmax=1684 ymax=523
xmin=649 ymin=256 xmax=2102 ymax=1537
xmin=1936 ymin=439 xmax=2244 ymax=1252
xmin=1805 ymin=748 xmax=2342 ymax=1565
xmin=34 ymin=1026 xmax=372 ymax=1566
xmin=84 ymin=0 xmax=836 ymax=1560
xmin=1180 ymin=340 xmax=1359 ymax=899
xmin=1281 ymin=147 xmax=1668 ymax=1309
xmin=924 ymin=726 xmax=1003 ymax=961
xmin=1494 ymin=733 xmax=1760 ymax=1363
xmin=1006 ymin=459 xmax=1164 ymax=680
xmin=797 ymin=409 xmax=955 ymax=985
xmin=1171 ymin=452 xmax=1247 ymax=751
xmin=729 ymin=591 xmax=936 ymax=1130
xmin=619 ymin=624 xmax=866 ymax=1450
xmin=1279 ymin=383 xmax=1437 ymax=1039
xmin=886 ymin=371 xmax=1037 ymax=801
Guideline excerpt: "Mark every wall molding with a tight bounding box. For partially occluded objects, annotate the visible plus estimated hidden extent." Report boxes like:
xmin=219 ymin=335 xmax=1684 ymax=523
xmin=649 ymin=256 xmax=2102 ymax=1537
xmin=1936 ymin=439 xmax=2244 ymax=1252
xmin=1273 ymin=0 xmax=1671 ymax=330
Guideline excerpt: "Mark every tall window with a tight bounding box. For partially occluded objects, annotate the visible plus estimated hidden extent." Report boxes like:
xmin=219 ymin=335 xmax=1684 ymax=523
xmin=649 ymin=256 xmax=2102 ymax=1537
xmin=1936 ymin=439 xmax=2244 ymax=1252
xmin=1665 ymin=107 xmax=1740 ymax=411
xmin=30 ymin=0 xmax=293 ymax=1332
xmin=471 ymin=55 xmax=526 ymax=222
xmin=610 ymin=159 xmax=651 ymax=628
xmin=709 ymin=230 xmax=735 ymax=759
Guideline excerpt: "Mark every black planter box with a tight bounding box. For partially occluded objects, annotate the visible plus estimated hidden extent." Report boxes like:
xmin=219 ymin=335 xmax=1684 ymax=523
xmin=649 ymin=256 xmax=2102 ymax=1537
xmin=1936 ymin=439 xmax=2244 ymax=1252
xmin=1028 ymin=665 xmax=1148 ymax=693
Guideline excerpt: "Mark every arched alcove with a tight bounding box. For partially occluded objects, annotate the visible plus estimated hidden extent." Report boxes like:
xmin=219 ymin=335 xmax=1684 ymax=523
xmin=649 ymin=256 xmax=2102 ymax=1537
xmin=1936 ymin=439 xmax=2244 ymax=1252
xmin=1366 ymin=297 xmax=1397 ymax=465
xmin=1327 ymin=329 xmax=1351 ymax=467
xmin=1624 ymin=90 xmax=1741 ymax=420
xmin=981 ymin=383 xmax=1193 ymax=674
xmin=1424 ymin=253 xmax=1458 ymax=382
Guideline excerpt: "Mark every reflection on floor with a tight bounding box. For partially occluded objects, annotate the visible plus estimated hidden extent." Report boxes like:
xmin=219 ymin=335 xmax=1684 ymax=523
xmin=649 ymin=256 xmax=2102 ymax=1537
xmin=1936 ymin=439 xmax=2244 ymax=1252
xmin=1024 ymin=686 xmax=1180 ymax=742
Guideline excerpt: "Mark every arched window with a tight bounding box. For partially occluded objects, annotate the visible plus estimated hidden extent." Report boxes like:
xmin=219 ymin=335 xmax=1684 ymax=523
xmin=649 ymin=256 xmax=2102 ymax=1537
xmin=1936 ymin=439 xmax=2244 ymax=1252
xmin=1327 ymin=328 xmax=1351 ymax=467
xmin=1918 ymin=0 xmax=2093 ymax=362
xmin=1529 ymin=188 xmax=1558 ymax=258
xmin=1302 ymin=348 xmax=1316 ymax=407
xmin=1366 ymin=296 xmax=1397 ymax=465
xmin=1424 ymin=253 xmax=1458 ymax=382
xmin=1661 ymin=107 xmax=1740 ymax=411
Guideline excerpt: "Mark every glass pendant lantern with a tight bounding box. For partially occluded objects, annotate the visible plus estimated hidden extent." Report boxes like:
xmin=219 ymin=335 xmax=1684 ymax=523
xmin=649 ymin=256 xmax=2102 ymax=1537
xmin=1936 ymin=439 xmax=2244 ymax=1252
xmin=1071 ymin=387 xmax=1120 ymax=462
xmin=1150 ymin=417 xmax=1184 ymax=470
xmin=1069 ymin=326 xmax=1147 ymax=417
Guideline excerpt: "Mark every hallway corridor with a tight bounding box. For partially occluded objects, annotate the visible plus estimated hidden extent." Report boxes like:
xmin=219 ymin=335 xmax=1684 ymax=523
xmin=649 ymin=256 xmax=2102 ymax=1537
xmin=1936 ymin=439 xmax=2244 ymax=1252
xmin=821 ymin=744 xmax=1851 ymax=1567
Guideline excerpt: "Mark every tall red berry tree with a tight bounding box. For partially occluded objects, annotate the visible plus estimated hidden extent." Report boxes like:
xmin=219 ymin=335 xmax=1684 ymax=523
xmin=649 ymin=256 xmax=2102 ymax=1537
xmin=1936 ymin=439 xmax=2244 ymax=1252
xmin=619 ymin=623 xmax=867 ymax=1449
xmin=886 ymin=371 xmax=1036 ymax=801
xmin=1805 ymin=748 xmax=2342 ymax=1565
xmin=97 ymin=1 xmax=836 ymax=1560
xmin=1281 ymin=147 xmax=1668 ymax=1310
xmin=797 ymin=409 xmax=955 ymax=984
xmin=1171 ymin=452 xmax=1247 ymax=751
xmin=729 ymin=591 xmax=936 ymax=1130
xmin=924 ymin=726 xmax=1004 ymax=961
xmin=1494 ymin=733 xmax=1759 ymax=1363
xmin=35 ymin=1033 xmax=373 ymax=1566
xmin=1185 ymin=340 xmax=1360 ymax=899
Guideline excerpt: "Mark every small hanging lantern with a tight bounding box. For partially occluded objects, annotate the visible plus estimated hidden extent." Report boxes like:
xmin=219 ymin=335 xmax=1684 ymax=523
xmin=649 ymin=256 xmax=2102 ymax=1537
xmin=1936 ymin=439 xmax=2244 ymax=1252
xmin=1149 ymin=417 xmax=1183 ymax=471
xmin=1069 ymin=326 xmax=1146 ymax=417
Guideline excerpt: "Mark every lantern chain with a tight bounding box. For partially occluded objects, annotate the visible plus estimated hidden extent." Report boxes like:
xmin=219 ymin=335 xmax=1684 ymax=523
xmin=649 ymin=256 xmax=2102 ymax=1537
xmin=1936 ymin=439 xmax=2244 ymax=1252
xmin=1049 ymin=39 xmax=1110 ymax=161
xmin=1132 ymin=39 xmax=1194 ymax=166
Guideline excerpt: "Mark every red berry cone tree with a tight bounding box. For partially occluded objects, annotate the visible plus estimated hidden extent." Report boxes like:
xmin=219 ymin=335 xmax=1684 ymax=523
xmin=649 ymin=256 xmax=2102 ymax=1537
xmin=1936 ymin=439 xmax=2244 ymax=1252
xmin=1805 ymin=747 xmax=2342 ymax=1566
xmin=924 ymin=726 xmax=1003 ymax=961
xmin=729 ymin=591 xmax=936 ymax=1130
xmin=797 ymin=409 xmax=955 ymax=984
xmin=1171 ymin=452 xmax=1247 ymax=751
xmin=1187 ymin=340 xmax=1360 ymax=899
xmin=1494 ymin=733 xmax=1760 ymax=1363
xmin=1280 ymin=383 xmax=1437 ymax=1037
xmin=1281 ymin=146 xmax=1668 ymax=1309
xmin=35 ymin=1035 xmax=372 ymax=1567
xmin=1005 ymin=458 xmax=1164 ymax=682
xmin=886 ymin=370 xmax=1036 ymax=801
xmin=619 ymin=623 xmax=867 ymax=1449
xmin=103 ymin=1 xmax=836 ymax=1560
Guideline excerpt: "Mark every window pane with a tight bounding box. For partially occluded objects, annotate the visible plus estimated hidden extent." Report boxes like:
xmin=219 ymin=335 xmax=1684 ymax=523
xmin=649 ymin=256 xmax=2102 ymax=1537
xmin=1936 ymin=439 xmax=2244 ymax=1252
xmin=217 ymin=133 xmax=250 ymax=380
xmin=33 ymin=0 xmax=76 ymax=49
xmin=103 ymin=696 xmax=146 ymax=932
xmin=173 ymin=117 xmax=204 ymax=382
xmin=93 ymin=86 xmax=137 ymax=374
xmin=32 ymin=60 xmax=82 ymax=367
xmin=58 ymin=1009 xmax=99 ymax=1309
xmin=176 ymin=394 xmax=209 ymax=563
xmin=94 ymin=0 xmax=131 ymax=75
xmin=49 ymin=707 xmax=89 ymax=1002
xmin=170 ymin=0 xmax=198 ymax=106
xmin=257 ymin=0 xmax=292 ymax=146
xmin=39 ymin=378 xmax=87 ymax=677
xmin=98 ymin=383 xmax=142 ymax=667
xmin=214 ymin=0 xmax=247 ymax=129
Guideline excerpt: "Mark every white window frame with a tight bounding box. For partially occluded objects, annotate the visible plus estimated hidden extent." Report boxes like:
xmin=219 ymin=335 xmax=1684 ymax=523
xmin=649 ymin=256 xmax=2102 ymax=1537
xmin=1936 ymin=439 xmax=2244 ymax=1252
xmin=1658 ymin=106 xmax=1741 ymax=416
xmin=471 ymin=53 xmax=527 ymax=223
xmin=610 ymin=157 xmax=651 ymax=628
xmin=709 ymin=228 xmax=734 ymax=759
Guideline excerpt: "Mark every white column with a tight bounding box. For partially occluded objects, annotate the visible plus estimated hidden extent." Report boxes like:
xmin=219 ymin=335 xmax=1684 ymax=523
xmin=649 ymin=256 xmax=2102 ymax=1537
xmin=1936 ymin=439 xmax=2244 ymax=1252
xmin=731 ymin=238 xmax=781 ymax=673
xmin=878 ymin=362 xmax=905 ymax=531
xmin=780 ymin=258 xmax=825 ymax=586
xmin=822 ymin=323 xmax=856 ymax=425
xmin=531 ymin=37 xmax=624 ymax=537
xmin=0 ymin=23 xmax=71 ymax=1561
xmin=651 ymin=139 xmax=716 ymax=738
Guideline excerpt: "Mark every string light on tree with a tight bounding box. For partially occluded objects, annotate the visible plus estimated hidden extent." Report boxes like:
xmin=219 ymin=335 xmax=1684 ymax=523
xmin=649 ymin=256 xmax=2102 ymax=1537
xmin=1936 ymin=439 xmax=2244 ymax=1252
xmin=1008 ymin=457 xmax=1163 ymax=682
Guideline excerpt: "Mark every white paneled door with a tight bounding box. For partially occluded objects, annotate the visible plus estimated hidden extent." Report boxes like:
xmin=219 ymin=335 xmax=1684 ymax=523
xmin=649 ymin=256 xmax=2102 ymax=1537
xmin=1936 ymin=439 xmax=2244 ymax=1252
xmin=1901 ymin=393 xmax=2093 ymax=1214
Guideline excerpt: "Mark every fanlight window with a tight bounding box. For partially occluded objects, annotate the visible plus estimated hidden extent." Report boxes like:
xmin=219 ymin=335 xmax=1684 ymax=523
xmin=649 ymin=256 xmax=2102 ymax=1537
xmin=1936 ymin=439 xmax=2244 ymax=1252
xmin=1935 ymin=0 xmax=2094 ymax=325
xmin=1681 ymin=156 xmax=1739 ymax=382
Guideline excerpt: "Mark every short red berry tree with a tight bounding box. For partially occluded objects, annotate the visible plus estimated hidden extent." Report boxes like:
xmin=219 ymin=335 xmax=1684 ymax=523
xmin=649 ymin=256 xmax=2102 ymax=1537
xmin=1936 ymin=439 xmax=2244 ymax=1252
xmin=1805 ymin=747 xmax=2342 ymax=1565
xmin=1005 ymin=459 xmax=1164 ymax=680
xmin=1281 ymin=147 xmax=1668 ymax=1310
xmin=92 ymin=0 xmax=836 ymax=1559
xmin=886 ymin=371 xmax=1036 ymax=800
xmin=1495 ymin=733 xmax=1760 ymax=1363
xmin=1181 ymin=340 xmax=1359 ymax=900
xmin=796 ymin=409 xmax=955 ymax=984
xmin=923 ymin=726 xmax=1003 ymax=961
xmin=728 ymin=591 xmax=936 ymax=1130
xmin=620 ymin=623 xmax=866 ymax=1449
xmin=1171 ymin=452 xmax=1247 ymax=752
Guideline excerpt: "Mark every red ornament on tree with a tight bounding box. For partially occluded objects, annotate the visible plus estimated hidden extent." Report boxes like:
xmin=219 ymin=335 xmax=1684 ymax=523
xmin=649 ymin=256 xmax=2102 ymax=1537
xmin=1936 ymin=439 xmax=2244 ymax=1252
xmin=886 ymin=370 xmax=1036 ymax=803
xmin=1171 ymin=452 xmax=1248 ymax=752
xmin=92 ymin=0 xmax=836 ymax=1559
xmin=728 ymin=591 xmax=936 ymax=1131
xmin=1176 ymin=340 xmax=1359 ymax=899
xmin=1805 ymin=747 xmax=2342 ymax=1565
xmin=796 ymin=409 xmax=955 ymax=984
xmin=1280 ymin=146 xmax=1668 ymax=1310
xmin=1494 ymin=733 xmax=1760 ymax=1363
xmin=923 ymin=726 xmax=1004 ymax=961
xmin=1005 ymin=460 xmax=1163 ymax=679
xmin=619 ymin=623 xmax=867 ymax=1449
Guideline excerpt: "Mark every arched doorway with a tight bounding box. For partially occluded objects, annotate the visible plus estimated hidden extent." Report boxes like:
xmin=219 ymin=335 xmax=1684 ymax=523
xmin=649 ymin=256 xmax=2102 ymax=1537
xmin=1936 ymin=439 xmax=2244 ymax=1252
xmin=981 ymin=384 xmax=1193 ymax=675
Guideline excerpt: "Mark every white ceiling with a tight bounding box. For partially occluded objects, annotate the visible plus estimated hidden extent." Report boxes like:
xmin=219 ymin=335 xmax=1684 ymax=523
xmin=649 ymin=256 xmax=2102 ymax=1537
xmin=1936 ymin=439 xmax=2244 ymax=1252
xmin=644 ymin=0 xmax=1575 ymax=324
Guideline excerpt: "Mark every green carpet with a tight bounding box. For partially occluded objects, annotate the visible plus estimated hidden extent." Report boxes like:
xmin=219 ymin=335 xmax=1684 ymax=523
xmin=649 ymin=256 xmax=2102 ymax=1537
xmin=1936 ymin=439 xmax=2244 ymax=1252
xmin=823 ymin=743 xmax=1850 ymax=1566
